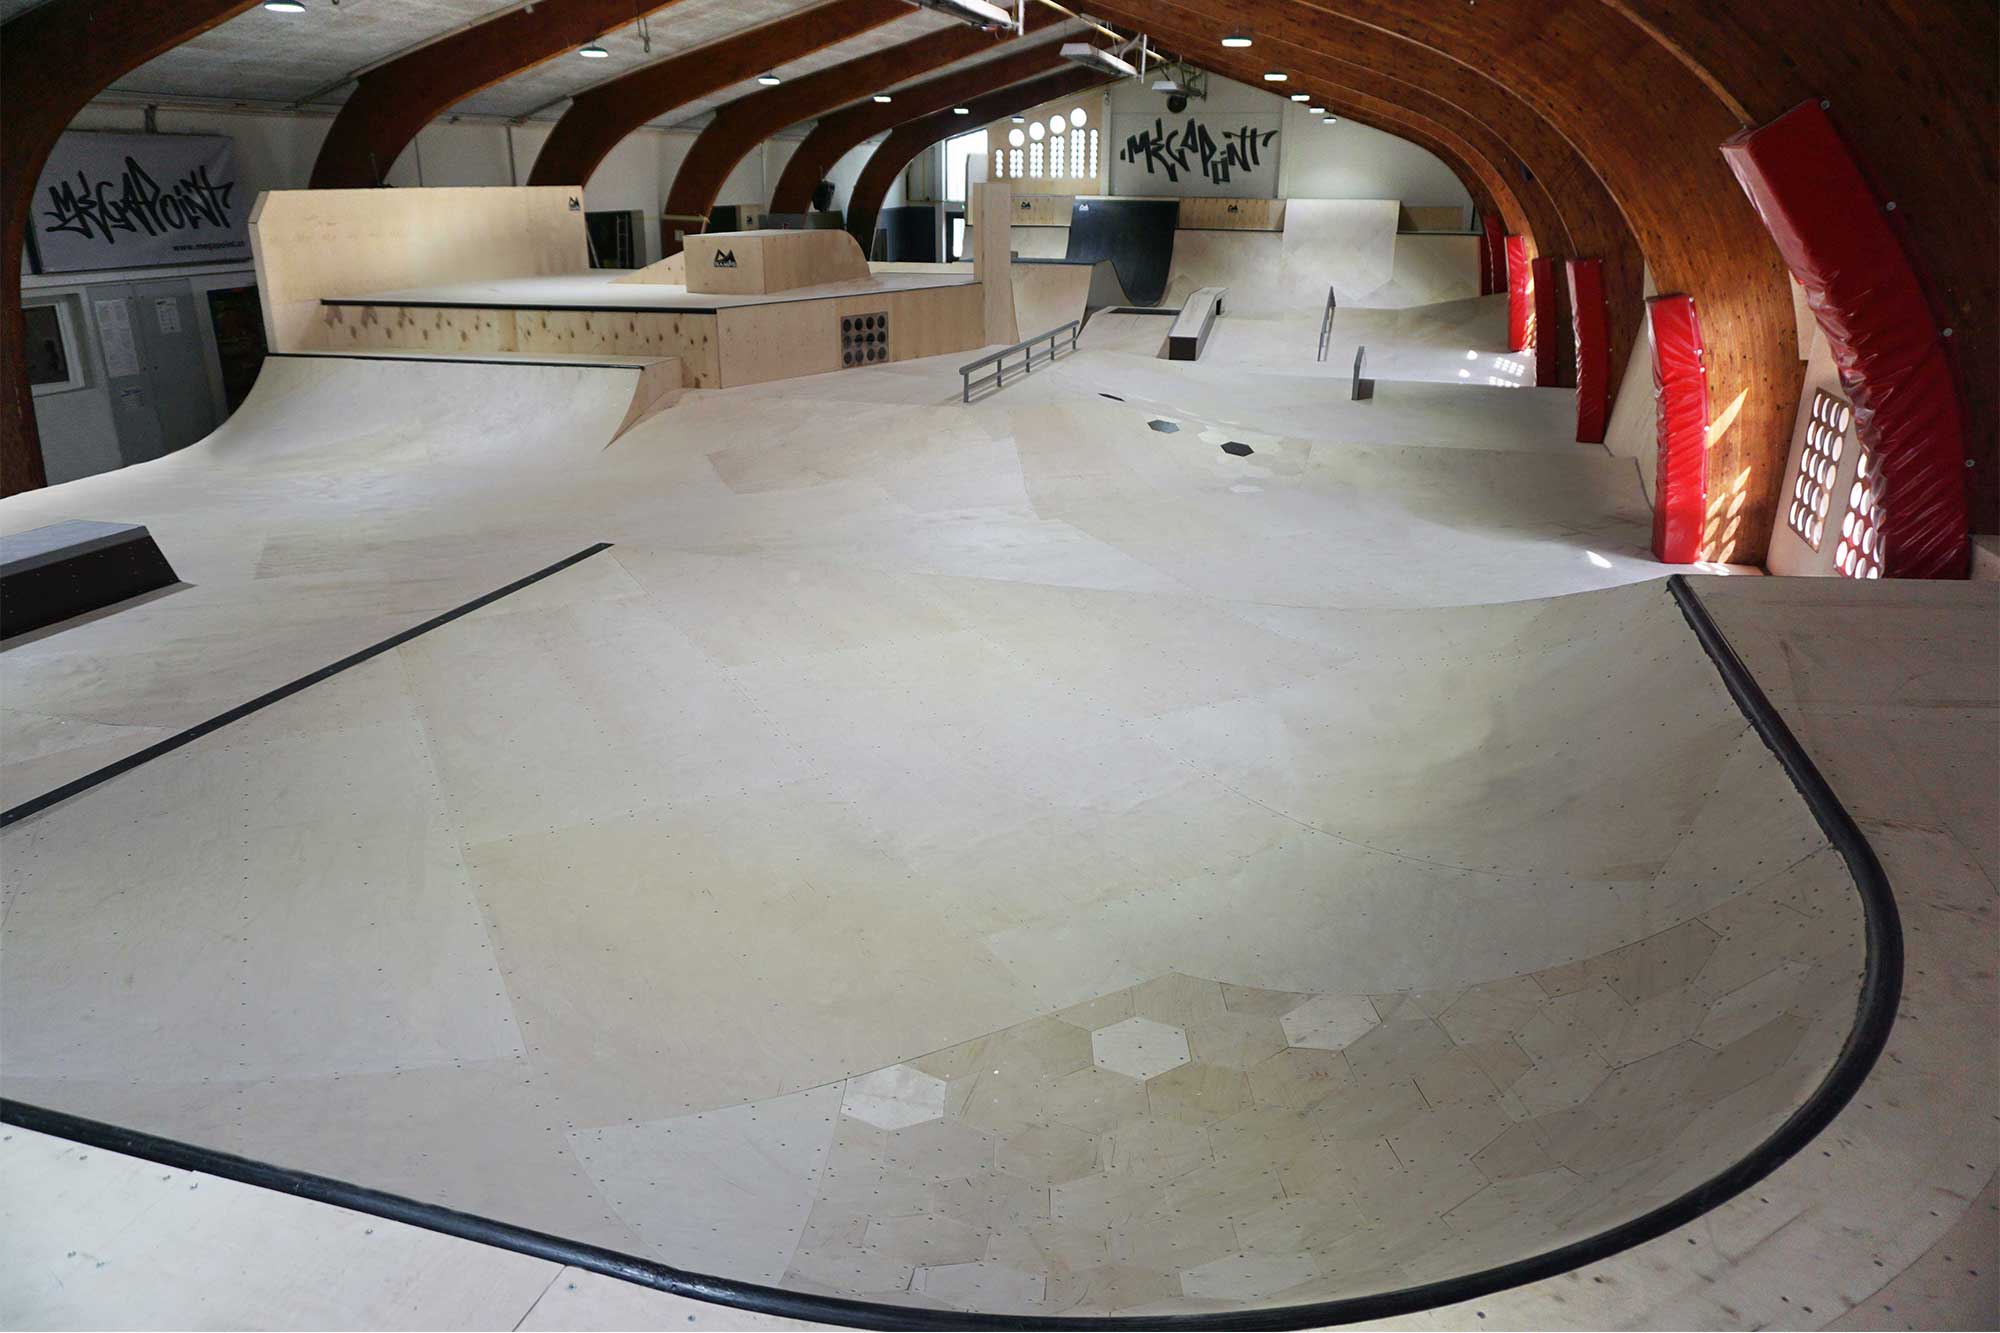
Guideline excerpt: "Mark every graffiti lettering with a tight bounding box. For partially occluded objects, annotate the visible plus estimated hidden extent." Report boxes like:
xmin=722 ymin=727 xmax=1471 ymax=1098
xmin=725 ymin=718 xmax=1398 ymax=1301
xmin=40 ymin=157 xmax=236 ymax=246
xmin=1118 ymin=118 xmax=1277 ymax=187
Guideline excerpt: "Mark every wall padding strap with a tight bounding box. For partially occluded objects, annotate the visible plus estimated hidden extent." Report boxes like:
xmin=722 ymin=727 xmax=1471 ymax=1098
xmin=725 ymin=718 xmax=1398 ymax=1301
xmin=1531 ymin=256 xmax=1561 ymax=387
xmin=1480 ymin=212 xmax=1505 ymax=297
xmin=1648 ymin=293 xmax=1709 ymax=563
xmin=1505 ymin=235 xmax=1531 ymax=352
xmin=1721 ymin=100 xmax=1969 ymax=578
xmin=1568 ymin=258 xmax=1609 ymax=443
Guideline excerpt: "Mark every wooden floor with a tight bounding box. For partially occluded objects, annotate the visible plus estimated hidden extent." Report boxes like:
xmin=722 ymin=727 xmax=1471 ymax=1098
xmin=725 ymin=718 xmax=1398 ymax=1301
xmin=2 ymin=297 xmax=1993 ymax=1327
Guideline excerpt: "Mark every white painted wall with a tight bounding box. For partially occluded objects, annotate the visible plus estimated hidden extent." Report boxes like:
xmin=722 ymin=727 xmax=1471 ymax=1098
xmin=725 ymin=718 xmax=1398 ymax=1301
xmin=1106 ymin=73 xmax=1471 ymax=217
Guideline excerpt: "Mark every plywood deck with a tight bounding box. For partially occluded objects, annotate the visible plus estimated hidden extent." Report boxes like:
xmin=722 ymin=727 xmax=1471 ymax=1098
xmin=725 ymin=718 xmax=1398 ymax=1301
xmin=324 ymin=269 xmax=976 ymax=314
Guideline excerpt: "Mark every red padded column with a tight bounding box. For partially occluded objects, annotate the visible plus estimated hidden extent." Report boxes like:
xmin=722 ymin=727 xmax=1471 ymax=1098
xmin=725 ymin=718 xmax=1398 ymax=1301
xmin=1567 ymin=258 xmax=1608 ymax=443
xmin=1648 ymin=294 xmax=1709 ymax=563
xmin=1722 ymin=100 xmax=1969 ymax=577
xmin=1505 ymin=235 xmax=1531 ymax=352
xmin=1480 ymin=212 xmax=1505 ymax=296
xmin=1531 ymin=256 xmax=1561 ymax=387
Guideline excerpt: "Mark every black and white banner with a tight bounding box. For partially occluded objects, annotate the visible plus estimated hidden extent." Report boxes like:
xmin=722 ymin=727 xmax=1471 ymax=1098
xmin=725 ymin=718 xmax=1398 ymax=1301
xmin=31 ymin=132 xmax=249 ymax=272
xmin=1112 ymin=112 xmax=1280 ymax=197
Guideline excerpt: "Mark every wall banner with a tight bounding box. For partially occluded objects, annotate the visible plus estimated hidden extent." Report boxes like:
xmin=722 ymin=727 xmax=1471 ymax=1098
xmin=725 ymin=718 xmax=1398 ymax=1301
xmin=30 ymin=132 xmax=250 ymax=272
xmin=1111 ymin=112 xmax=1280 ymax=197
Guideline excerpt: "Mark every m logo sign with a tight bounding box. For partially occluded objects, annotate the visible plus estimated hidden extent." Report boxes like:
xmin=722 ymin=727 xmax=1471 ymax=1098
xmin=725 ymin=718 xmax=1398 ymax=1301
xmin=712 ymin=249 xmax=737 ymax=268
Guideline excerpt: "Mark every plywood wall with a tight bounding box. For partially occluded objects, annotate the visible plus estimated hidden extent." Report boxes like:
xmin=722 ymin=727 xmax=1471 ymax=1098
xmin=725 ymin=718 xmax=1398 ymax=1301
xmin=249 ymin=187 xmax=589 ymax=351
xmin=682 ymin=229 xmax=868 ymax=296
xmin=714 ymin=284 xmax=985 ymax=387
xmin=318 ymin=303 xmax=721 ymax=388
xmin=970 ymin=182 xmax=1017 ymax=346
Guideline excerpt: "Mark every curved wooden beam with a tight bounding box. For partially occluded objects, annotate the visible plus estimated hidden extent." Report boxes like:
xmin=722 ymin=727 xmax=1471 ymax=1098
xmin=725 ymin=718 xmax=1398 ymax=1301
xmin=1602 ymin=0 xmax=1996 ymax=531
xmin=311 ymin=0 xmax=692 ymax=189
xmin=845 ymin=67 xmax=1116 ymax=251
xmin=769 ymin=35 xmax=1075 ymax=215
xmin=2 ymin=0 xmax=262 ymax=494
xmin=660 ymin=8 xmax=1065 ymax=251
xmin=528 ymin=0 xmax=910 ymax=189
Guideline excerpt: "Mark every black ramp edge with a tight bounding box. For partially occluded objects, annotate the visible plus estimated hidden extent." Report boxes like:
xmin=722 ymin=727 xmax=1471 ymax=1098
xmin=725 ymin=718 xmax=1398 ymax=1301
xmin=1065 ymin=199 xmax=1178 ymax=306
xmin=2 ymin=574 xmax=1905 ymax=1330
xmin=0 ymin=523 xmax=180 ymax=641
xmin=0 ymin=543 xmax=614 ymax=830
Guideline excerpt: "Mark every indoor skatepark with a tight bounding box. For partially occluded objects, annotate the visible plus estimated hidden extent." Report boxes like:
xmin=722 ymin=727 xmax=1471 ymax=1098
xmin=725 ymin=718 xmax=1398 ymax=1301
xmin=2 ymin=2 xmax=1996 ymax=1330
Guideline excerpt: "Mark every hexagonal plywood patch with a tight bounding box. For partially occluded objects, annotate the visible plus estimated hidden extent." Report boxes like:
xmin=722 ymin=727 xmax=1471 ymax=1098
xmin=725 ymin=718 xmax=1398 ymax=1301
xmin=1280 ymin=994 xmax=1381 ymax=1051
xmin=1091 ymin=1015 xmax=1192 ymax=1081
xmin=840 ymin=1063 xmax=947 ymax=1130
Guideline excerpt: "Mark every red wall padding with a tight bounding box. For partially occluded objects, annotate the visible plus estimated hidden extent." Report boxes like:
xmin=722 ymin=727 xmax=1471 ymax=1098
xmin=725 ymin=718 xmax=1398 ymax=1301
xmin=1648 ymin=294 xmax=1709 ymax=563
xmin=1531 ymin=256 xmax=1561 ymax=387
xmin=1480 ymin=212 xmax=1505 ymax=296
xmin=1505 ymin=235 xmax=1531 ymax=352
xmin=1567 ymin=258 xmax=1608 ymax=443
xmin=1722 ymin=100 xmax=1969 ymax=577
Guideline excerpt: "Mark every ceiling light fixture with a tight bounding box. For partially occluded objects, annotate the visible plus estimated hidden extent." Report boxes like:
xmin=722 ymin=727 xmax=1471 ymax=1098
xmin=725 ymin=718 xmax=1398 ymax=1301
xmin=873 ymin=94 xmax=893 ymax=103
xmin=1262 ymin=71 xmax=1287 ymax=82
xmin=905 ymin=0 xmax=1017 ymax=32
xmin=952 ymin=106 xmax=970 ymax=115
xmin=1289 ymin=93 xmax=1309 ymax=102
xmin=1307 ymin=106 xmax=1325 ymax=115
xmin=578 ymin=42 xmax=609 ymax=58
xmin=1220 ymin=34 xmax=1252 ymax=48
xmin=1060 ymin=41 xmax=1137 ymax=78
xmin=757 ymin=73 xmax=782 ymax=85
xmin=263 ymin=0 xmax=305 ymax=11
xmin=1010 ymin=115 xmax=1025 ymax=123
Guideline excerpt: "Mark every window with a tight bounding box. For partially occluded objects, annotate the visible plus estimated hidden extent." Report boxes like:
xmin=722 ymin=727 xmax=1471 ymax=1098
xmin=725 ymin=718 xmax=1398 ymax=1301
xmin=1787 ymin=389 xmax=1848 ymax=550
xmin=943 ymin=128 xmax=987 ymax=203
xmin=24 ymin=301 xmax=84 ymax=395
xmin=1836 ymin=438 xmax=1886 ymax=579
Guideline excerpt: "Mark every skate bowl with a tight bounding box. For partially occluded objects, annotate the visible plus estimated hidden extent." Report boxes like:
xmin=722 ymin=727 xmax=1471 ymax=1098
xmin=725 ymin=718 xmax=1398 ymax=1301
xmin=0 ymin=348 xmax=1901 ymax=1326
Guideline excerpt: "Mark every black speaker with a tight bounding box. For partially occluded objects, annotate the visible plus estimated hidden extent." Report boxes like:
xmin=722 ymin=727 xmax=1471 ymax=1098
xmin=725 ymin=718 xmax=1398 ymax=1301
xmin=1167 ymin=93 xmax=1188 ymax=114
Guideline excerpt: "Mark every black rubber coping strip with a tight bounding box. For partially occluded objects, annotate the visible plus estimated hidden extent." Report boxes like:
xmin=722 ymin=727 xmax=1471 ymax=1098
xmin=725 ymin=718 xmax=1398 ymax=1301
xmin=0 ymin=542 xmax=614 ymax=830
xmin=0 ymin=574 xmax=1905 ymax=1330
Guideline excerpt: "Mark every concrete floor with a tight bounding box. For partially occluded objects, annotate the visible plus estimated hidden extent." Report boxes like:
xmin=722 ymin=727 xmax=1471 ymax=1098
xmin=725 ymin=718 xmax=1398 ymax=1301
xmin=1 ymin=297 xmax=1993 ymax=1326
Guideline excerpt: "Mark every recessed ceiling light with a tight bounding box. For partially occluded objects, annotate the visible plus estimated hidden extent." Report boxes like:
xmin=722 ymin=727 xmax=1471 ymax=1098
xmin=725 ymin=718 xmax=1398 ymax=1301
xmin=263 ymin=0 xmax=305 ymax=11
xmin=757 ymin=73 xmax=782 ymax=85
xmin=1010 ymin=115 xmax=1025 ymax=123
xmin=1308 ymin=106 xmax=1325 ymax=115
xmin=873 ymin=94 xmax=892 ymax=103
xmin=1323 ymin=115 xmax=1339 ymax=124
xmin=1289 ymin=93 xmax=1309 ymax=102
xmin=952 ymin=106 xmax=970 ymax=115
xmin=1220 ymin=34 xmax=1252 ymax=48
xmin=1262 ymin=71 xmax=1287 ymax=82
xmin=578 ymin=42 xmax=609 ymax=58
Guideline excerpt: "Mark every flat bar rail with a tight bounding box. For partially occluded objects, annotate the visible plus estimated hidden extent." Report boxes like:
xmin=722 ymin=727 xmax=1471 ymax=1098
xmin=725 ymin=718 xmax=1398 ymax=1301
xmin=1317 ymin=285 xmax=1337 ymax=361
xmin=959 ymin=321 xmax=1081 ymax=403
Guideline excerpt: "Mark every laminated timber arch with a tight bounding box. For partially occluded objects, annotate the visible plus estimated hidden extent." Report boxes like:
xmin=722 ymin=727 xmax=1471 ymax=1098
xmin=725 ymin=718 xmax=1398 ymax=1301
xmin=844 ymin=68 xmax=1116 ymax=252
xmin=1601 ymin=0 xmax=1996 ymax=531
xmin=768 ymin=37 xmax=1079 ymax=215
xmin=527 ymin=0 xmax=912 ymax=191
xmin=310 ymin=0 xmax=692 ymax=189
xmin=1090 ymin=0 xmax=1644 ymax=399
xmin=1 ymin=0 xmax=263 ymax=496
xmin=659 ymin=8 xmax=1066 ymax=254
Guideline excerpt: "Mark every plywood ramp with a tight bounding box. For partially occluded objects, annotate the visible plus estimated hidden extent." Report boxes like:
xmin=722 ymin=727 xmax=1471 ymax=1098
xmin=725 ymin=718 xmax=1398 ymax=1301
xmin=250 ymin=187 xmax=588 ymax=352
xmin=682 ymin=229 xmax=869 ymax=296
xmin=611 ymin=252 xmax=685 ymax=285
xmin=1009 ymin=261 xmax=1093 ymax=339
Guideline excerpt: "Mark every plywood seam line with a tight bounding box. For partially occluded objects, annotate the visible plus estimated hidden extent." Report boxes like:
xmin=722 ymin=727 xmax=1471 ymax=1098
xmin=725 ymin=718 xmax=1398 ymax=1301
xmin=0 ymin=543 xmax=616 ymax=830
xmin=0 ymin=576 xmax=1907 ymax=1333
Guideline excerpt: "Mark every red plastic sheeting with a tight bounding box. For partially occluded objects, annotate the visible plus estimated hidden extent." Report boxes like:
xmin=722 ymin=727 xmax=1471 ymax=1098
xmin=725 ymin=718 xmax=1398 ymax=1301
xmin=1722 ymin=100 xmax=1969 ymax=578
xmin=1648 ymin=294 xmax=1709 ymax=564
xmin=1567 ymin=258 xmax=1608 ymax=443
xmin=1531 ymin=256 xmax=1561 ymax=387
xmin=1480 ymin=212 xmax=1505 ymax=296
xmin=1505 ymin=235 xmax=1531 ymax=352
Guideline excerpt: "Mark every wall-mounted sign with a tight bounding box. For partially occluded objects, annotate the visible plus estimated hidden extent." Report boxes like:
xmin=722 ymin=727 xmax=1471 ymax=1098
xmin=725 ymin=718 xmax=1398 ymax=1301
xmin=30 ymin=132 xmax=249 ymax=273
xmin=1111 ymin=113 xmax=1280 ymax=198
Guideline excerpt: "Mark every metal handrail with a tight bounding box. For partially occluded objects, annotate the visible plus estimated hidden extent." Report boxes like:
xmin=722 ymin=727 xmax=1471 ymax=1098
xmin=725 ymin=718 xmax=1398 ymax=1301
xmin=1316 ymin=285 xmax=1337 ymax=362
xmin=959 ymin=321 xmax=1082 ymax=403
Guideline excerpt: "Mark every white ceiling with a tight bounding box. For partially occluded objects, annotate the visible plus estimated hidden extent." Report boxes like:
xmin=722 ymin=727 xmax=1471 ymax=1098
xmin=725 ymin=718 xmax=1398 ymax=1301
xmin=14 ymin=0 xmax=1096 ymax=141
